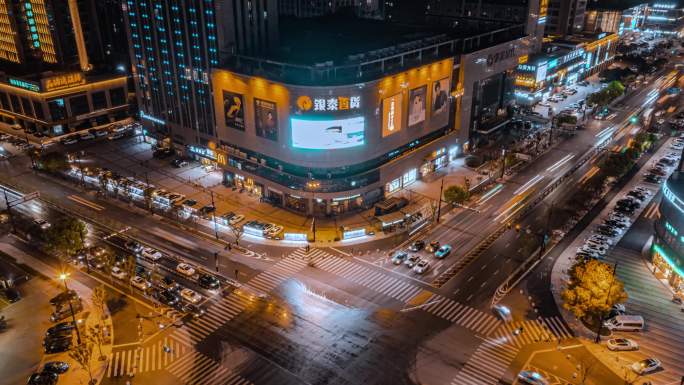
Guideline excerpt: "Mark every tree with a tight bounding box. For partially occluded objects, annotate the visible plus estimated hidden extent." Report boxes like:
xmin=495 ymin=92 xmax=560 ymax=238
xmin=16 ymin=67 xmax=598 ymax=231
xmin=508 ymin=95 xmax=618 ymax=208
xmin=121 ymin=255 xmax=137 ymax=294
xmin=91 ymin=284 xmax=108 ymax=322
xmin=87 ymin=326 xmax=107 ymax=361
xmin=229 ymin=224 xmax=244 ymax=246
xmin=43 ymin=217 xmax=87 ymax=258
xmin=598 ymin=152 xmax=633 ymax=178
xmin=37 ymin=151 xmax=69 ymax=173
xmin=443 ymin=185 xmax=470 ymax=206
xmin=557 ymin=114 xmax=578 ymax=126
xmin=561 ymin=259 xmax=627 ymax=321
xmin=143 ymin=187 xmax=155 ymax=213
xmin=69 ymin=342 xmax=95 ymax=385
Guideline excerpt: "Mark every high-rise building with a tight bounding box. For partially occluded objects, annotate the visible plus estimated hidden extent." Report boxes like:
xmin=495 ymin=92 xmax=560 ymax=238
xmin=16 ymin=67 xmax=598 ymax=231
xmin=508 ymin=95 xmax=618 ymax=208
xmin=0 ymin=0 xmax=132 ymax=136
xmin=278 ymin=0 xmax=384 ymax=19
xmin=545 ymin=0 xmax=587 ymax=36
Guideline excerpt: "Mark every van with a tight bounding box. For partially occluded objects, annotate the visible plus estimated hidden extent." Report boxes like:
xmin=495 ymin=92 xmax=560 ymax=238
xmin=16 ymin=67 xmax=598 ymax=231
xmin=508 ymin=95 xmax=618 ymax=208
xmin=604 ymin=315 xmax=644 ymax=332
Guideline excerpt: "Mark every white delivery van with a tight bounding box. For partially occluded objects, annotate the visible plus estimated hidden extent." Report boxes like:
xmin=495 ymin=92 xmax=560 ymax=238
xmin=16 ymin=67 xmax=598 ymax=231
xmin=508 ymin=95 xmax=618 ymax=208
xmin=604 ymin=315 xmax=644 ymax=332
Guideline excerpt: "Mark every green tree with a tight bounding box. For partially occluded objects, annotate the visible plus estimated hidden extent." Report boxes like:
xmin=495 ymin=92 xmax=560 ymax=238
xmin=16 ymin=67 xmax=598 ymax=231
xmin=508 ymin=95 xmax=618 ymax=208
xmin=443 ymin=185 xmax=470 ymax=205
xmin=557 ymin=114 xmax=578 ymax=126
xmin=561 ymin=259 xmax=627 ymax=321
xmin=43 ymin=217 xmax=87 ymax=257
xmin=598 ymin=152 xmax=633 ymax=178
xmin=91 ymin=284 xmax=108 ymax=322
xmin=37 ymin=151 xmax=69 ymax=173
xmin=121 ymin=254 xmax=137 ymax=293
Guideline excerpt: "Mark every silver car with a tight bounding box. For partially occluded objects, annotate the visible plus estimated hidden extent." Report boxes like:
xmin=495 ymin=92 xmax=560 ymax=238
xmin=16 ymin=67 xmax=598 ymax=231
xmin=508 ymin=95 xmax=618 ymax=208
xmin=607 ymin=338 xmax=639 ymax=351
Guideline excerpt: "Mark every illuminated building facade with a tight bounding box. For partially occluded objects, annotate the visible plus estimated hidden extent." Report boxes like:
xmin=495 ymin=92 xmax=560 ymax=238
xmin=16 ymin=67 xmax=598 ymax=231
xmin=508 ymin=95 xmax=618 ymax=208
xmin=514 ymin=32 xmax=617 ymax=105
xmin=643 ymin=1 xmax=684 ymax=36
xmin=653 ymin=170 xmax=684 ymax=296
xmin=0 ymin=0 xmax=131 ymax=135
xmin=583 ymin=3 xmax=647 ymax=35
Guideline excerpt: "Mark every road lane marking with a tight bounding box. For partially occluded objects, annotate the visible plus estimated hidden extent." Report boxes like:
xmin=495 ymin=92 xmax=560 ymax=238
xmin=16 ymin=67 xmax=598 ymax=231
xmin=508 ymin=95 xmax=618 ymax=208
xmin=67 ymin=194 xmax=104 ymax=211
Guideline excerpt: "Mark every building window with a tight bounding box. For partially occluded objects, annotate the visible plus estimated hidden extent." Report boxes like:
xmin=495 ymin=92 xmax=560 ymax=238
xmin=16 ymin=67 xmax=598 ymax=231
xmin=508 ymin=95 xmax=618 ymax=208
xmin=32 ymin=100 xmax=44 ymax=120
xmin=109 ymin=87 xmax=126 ymax=106
xmin=386 ymin=177 xmax=401 ymax=194
xmin=47 ymin=99 xmax=66 ymax=121
xmin=91 ymin=91 xmax=107 ymax=110
xmin=69 ymin=95 xmax=90 ymax=116
xmin=403 ymin=169 xmax=417 ymax=187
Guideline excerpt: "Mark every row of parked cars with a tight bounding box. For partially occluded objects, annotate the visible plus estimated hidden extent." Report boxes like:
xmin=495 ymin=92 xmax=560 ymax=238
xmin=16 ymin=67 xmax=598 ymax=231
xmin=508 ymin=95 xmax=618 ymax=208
xmin=59 ymin=122 xmax=137 ymax=145
xmin=390 ymin=240 xmax=452 ymax=275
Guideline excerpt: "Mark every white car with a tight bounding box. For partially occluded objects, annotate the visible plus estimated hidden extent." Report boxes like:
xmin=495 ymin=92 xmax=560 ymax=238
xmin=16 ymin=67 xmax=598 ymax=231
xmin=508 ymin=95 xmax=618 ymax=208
xmin=141 ymin=247 xmax=163 ymax=261
xmin=111 ymin=266 xmax=127 ymax=280
xmin=79 ymin=132 xmax=95 ymax=140
xmin=130 ymin=276 xmax=151 ymax=291
xmin=33 ymin=219 xmax=51 ymax=230
xmin=176 ymin=263 xmax=196 ymax=277
xmin=631 ymin=358 xmax=661 ymax=375
xmin=229 ymin=214 xmax=245 ymax=225
xmin=180 ymin=288 xmax=202 ymax=304
xmin=607 ymin=338 xmax=639 ymax=351
xmin=413 ymin=260 xmax=430 ymax=274
xmin=517 ymin=370 xmax=549 ymax=385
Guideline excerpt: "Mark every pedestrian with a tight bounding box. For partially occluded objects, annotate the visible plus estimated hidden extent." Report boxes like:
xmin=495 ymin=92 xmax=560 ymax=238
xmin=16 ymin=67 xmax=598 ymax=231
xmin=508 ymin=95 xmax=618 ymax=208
xmin=228 ymin=243 xmax=232 ymax=251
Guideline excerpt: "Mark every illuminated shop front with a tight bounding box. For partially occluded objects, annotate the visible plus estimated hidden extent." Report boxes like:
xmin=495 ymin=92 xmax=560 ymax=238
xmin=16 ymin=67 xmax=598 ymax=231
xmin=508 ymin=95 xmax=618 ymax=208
xmin=653 ymin=175 xmax=684 ymax=296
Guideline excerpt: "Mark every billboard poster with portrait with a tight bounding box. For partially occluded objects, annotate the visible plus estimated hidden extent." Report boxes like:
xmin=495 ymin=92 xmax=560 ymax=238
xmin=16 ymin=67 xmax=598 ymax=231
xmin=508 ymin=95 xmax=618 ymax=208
xmin=223 ymin=91 xmax=245 ymax=131
xmin=431 ymin=77 xmax=449 ymax=117
xmin=407 ymin=86 xmax=426 ymax=128
xmin=382 ymin=93 xmax=403 ymax=137
xmin=254 ymin=98 xmax=278 ymax=141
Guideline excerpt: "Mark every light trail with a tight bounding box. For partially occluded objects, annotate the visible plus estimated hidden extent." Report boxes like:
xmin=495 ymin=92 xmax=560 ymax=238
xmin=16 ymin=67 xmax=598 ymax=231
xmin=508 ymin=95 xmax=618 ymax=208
xmin=513 ymin=174 xmax=544 ymax=196
xmin=477 ymin=183 xmax=504 ymax=205
xmin=546 ymin=153 xmax=575 ymax=173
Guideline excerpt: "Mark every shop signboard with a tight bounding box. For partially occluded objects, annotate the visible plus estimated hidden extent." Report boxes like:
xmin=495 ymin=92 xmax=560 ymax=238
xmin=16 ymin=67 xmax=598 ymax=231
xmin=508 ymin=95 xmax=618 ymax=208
xmin=284 ymin=233 xmax=307 ymax=241
xmin=343 ymin=228 xmax=366 ymax=240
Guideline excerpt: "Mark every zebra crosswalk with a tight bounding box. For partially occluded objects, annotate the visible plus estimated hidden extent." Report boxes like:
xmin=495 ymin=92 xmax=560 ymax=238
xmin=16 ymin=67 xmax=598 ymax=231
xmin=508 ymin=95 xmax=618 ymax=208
xmin=288 ymin=247 xmax=331 ymax=261
xmin=166 ymin=350 xmax=252 ymax=385
xmin=422 ymin=295 xmax=501 ymax=336
xmin=451 ymin=339 xmax=519 ymax=385
xmin=490 ymin=316 xmax=573 ymax=348
xmin=107 ymin=337 xmax=187 ymax=377
xmin=171 ymin=258 xmax=306 ymax=346
xmin=306 ymin=249 xmax=423 ymax=303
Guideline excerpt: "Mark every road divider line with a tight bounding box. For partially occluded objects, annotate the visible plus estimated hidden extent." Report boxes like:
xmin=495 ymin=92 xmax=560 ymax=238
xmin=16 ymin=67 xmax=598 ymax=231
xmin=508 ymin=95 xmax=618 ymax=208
xmin=67 ymin=194 xmax=105 ymax=211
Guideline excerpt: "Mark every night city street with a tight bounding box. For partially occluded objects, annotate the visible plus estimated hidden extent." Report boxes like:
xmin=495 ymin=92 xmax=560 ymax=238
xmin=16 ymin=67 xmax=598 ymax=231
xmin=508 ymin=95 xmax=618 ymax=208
xmin=2 ymin=1 xmax=684 ymax=385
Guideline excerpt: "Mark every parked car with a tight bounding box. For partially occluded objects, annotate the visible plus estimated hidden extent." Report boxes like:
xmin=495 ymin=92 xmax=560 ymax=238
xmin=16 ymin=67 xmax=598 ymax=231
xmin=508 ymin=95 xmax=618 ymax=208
xmin=408 ymin=240 xmax=425 ymax=252
xmin=27 ymin=372 xmax=59 ymax=385
xmin=125 ymin=240 xmax=143 ymax=253
xmin=176 ymin=263 xmax=196 ymax=277
xmin=180 ymin=288 xmax=202 ymax=304
xmin=631 ymin=358 xmax=661 ymax=375
xmin=78 ymin=132 xmax=95 ymax=140
xmin=49 ymin=290 xmax=78 ymax=306
xmin=607 ymin=338 xmax=639 ymax=351
xmin=42 ymin=361 xmax=69 ymax=374
xmin=171 ymin=158 xmax=189 ymax=168
xmin=43 ymin=337 xmax=72 ymax=354
xmin=413 ymin=260 xmax=430 ymax=274
xmin=46 ymin=322 xmax=75 ymax=337
xmin=153 ymin=148 xmax=174 ymax=158
xmin=198 ymin=274 xmax=220 ymax=290
xmin=159 ymin=276 xmax=180 ymax=291
xmin=60 ymin=136 xmax=78 ymax=145
xmin=435 ymin=244 xmax=452 ymax=259
xmin=49 ymin=301 xmax=83 ymax=322
xmin=111 ymin=266 xmax=127 ymax=280
xmin=130 ymin=276 xmax=151 ymax=291
xmin=141 ymin=247 xmax=163 ymax=261
xmin=4 ymin=286 xmax=21 ymax=303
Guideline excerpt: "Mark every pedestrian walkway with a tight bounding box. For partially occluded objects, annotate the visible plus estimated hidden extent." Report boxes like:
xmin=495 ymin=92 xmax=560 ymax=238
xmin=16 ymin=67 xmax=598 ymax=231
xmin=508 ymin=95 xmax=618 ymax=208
xmin=422 ymin=295 xmax=501 ymax=336
xmin=170 ymin=258 xmax=307 ymax=346
xmin=308 ymin=248 xmax=424 ymax=303
xmin=450 ymin=339 xmax=519 ymax=385
xmin=490 ymin=316 xmax=573 ymax=348
xmin=166 ymin=350 xmax=252 ymax=385
xmin=107 ymin=337 xmax=187 ymax=377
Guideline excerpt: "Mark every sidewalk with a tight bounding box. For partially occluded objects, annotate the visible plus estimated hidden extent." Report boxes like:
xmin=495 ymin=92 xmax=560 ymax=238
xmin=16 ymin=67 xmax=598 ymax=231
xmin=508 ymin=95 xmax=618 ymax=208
xmin=0 ymin=239 xmax=113 ymax=385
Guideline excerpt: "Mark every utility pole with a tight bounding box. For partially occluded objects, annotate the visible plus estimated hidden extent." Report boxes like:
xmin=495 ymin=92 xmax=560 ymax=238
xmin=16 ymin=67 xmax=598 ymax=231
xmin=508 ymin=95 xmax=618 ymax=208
xmin=144 ymin=171 xmax=153 ymax=214
xmin=3 ymin=189 xmax=15 ymax=233
xmin=76 ymin=152 xmax=86 ymax=189
xmin=436 ymin=177 xmax=445 ymax=223
xmin=595 ymin=262 xmax=618 ymax=343
xmin=210 ymin=190 xmax=219 ymax=241
xmin=214 ymin=251 xmax=219 ymax=273
xmin=59 ymin=275 xmax=82 ymax=345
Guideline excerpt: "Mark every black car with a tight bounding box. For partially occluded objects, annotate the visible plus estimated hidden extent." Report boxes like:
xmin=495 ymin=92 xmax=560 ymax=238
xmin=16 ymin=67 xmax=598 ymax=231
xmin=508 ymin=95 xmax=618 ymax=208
xmin=44 ymin=337 xmax=72 ymax=354
xmin=159 ymin=276 xmax=180 ymax=291
xmin=171 ymin=158 xmax=189 ymax=168
xmin=46 ymin=322 xmax=75 ymax=336
xmin=182 ymin=303 xmax=206 ymax=318
xmin=152 ymin=148 xmax=174 ymax=158
xmin=198 ymin=205 xmax=216 ymax=218
xmin=45 ymin=327 xmax=73 ymax=339
xmin=27 ymin=372 xmax=58 ymax=385
xmin=49 ymin=290 xmax=78 ymax=306
xmin=4 ymin=287 xmax=21 ymax=303
xmin=43 ymin=361 xmax=69 ymax=374
xmin=408 ymin=240 xmax=426 ymax=252
xmin=597 ymin=227 xmax=619 ymax=237
xmin=614 ymin=206 xmax=635 ymax=215
xmin=198 ymin=274 xmax=220 ymax=290
xmin=125 ymin=240 xmax=143 ymax=253
xmin=627 ymin=191 xmax=646 ymax=200
xmin=157 ymin=289 xmax=180 ymax=307
xmin=135 ymin=265 xmax=149 ymax=278
xmin=604 ymin=220 xmax=626 ymax=229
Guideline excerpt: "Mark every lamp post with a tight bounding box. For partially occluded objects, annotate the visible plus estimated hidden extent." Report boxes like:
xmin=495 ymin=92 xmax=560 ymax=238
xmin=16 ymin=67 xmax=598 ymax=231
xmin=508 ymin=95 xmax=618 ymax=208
xmin=59 ymin=273 xmax=82 ymax=345
xmin=307 ymin=180 xmax=320 ymax=242
xmin=595 ymin=262 xmax=618 ymax=343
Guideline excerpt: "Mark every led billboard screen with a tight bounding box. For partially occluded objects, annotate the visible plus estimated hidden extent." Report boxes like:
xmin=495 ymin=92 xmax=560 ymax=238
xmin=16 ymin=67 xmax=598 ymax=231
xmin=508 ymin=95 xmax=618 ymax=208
xmin=382 ymin=93 xmax=403 ymax=137
xmin=291 ymin=116 xmax=365 ymax=150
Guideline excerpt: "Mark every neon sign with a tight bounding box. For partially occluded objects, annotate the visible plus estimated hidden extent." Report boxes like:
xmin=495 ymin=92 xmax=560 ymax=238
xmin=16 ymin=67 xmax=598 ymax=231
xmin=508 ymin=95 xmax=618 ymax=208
xmin=296 ymin=95 xmax=361 ymax=112
xmin=9 ymin=78 xmax=40 ymax=92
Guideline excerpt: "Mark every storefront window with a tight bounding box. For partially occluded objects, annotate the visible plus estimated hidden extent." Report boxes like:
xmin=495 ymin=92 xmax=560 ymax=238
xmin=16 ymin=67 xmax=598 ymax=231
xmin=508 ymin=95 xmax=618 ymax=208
xmin=403 ymin=169 xmax=417 ymax=187
xmin=386 ymin=178 xmax=401 ymax=194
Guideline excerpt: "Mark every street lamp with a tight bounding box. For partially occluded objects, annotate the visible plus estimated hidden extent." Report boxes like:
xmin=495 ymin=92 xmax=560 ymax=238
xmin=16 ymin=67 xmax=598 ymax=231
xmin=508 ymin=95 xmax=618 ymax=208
xmin=59 ymin=273 xmax=82 ymax=345
xmin=307 ymin=180 xmax=320 ymax=242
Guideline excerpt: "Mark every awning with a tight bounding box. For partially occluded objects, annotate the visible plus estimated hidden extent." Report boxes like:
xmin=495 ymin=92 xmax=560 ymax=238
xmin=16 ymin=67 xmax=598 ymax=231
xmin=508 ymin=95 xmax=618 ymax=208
xmin=475 ymin=119 xmax=511 ymax=135
xmin=400 ymin=203 xmax=426 ymax=217
xmin=375 ymin=211 xmax=406 ymax=227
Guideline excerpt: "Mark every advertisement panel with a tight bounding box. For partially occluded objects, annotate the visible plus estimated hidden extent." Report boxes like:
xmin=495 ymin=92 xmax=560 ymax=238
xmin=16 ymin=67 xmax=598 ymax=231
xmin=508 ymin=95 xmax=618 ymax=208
xmin=382 ymin=93 xmax=403 ymax=137
xmin=408 ymin=86 xmax=426 ymax=128
xmin=223 ymin=91 xmax=245 ymax=131
xmin=254 ymin=98 xmax=278 ymax=141
xmin=291 ymin=116 xmax=365 ymax=150
xmin=431 ymin=78 xmax=449 ymax=117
